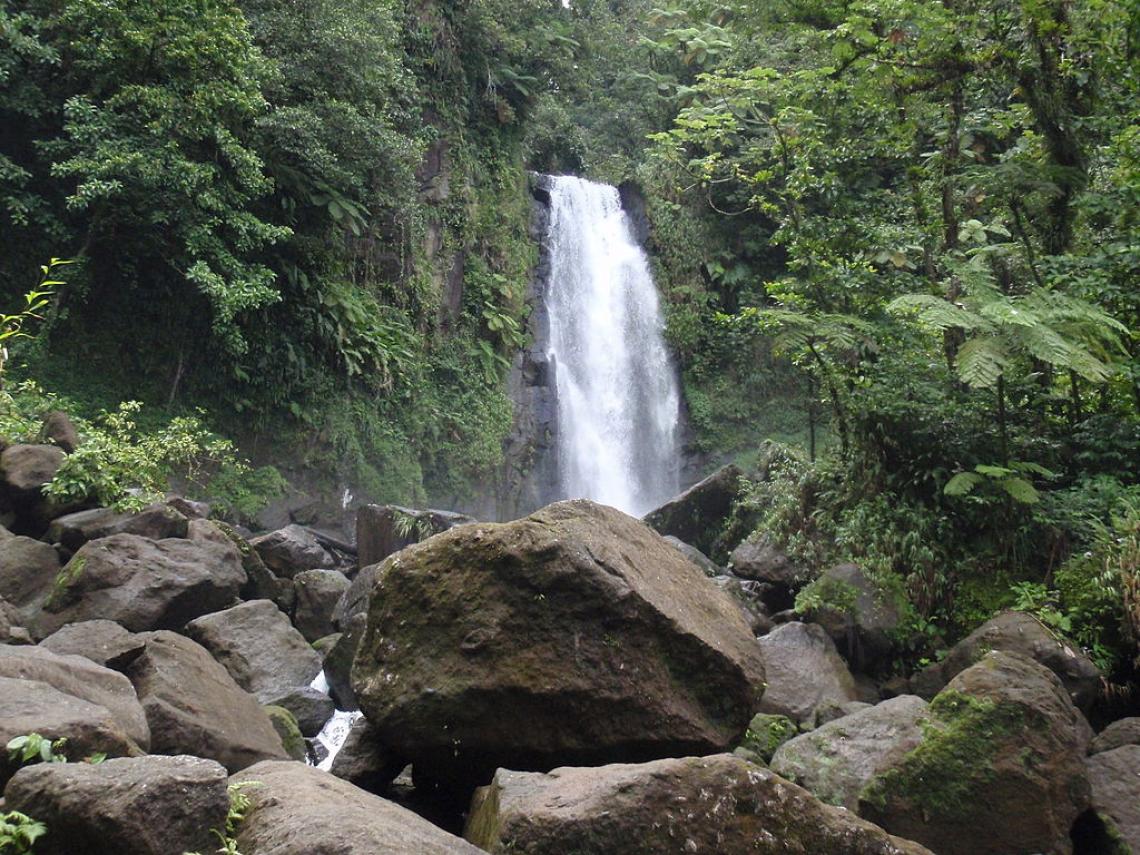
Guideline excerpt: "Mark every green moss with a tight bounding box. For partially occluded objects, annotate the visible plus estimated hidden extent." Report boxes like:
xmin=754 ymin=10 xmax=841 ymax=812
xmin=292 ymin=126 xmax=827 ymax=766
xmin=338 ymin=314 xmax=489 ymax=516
xmin=263 ymin=705 xmax=305 ymax=761
xmin=739 ymin=713 xmax=798 ymax=763
xmin=859 ymin=690 xmax=1025 ymax=819
xmin=45 ymin=554 xmax=87 ymax=609
xmin=794 ymin=576 xmax=858 ymax=617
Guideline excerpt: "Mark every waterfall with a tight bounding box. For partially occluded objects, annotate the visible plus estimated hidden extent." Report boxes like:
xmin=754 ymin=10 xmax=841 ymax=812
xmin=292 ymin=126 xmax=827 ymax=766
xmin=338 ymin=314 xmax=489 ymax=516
xmin=543 ymin=175 xmax=681 ymax=516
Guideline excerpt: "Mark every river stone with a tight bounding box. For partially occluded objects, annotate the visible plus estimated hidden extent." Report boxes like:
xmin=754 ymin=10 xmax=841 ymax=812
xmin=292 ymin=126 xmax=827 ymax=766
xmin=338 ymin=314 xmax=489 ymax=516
xmin=38 ymin=619 xmax=147 ymax=668
xmin=729 ymin=534 xmax=802 ymax=586
xmin=0 ymin=534 xmax=59 ymax=620
xmin=642 ymin=463 xmax=743 ymax=558
xmin=45 ymin=504 xmax=189 ymax=552
xmin=37 ymin=533 xmax=245 ymax=635
xmin=125 ymin=630 xmax=288 ymax=772
xmin=356 ymin=504 xmax=476 ymax=569
xmin=0 ymin=443 xmax=65 ymax=497
xmin=263 ymin=686 xmax=335 ymax=737
xmin=860 ymin=651 xmax=1091 ymax=855
xmin=331 ymin=562 xmax=378 ymax=630
xmin=329 ymin=718 xmax=406 ymax=791
xmin=1084 ymin=744 xmax=1140 ymax=851
xmin=663 ymin=535 xmax=722 ymax=577
xmin=757 ymin=621 xmax=860 ymax=723
xmin=2 ymin=754 xmax=229 ymax=855
xmin=801 ymin=563 xmax=904 ymax=673
xmin=0 ymin=644 xmax=149 ymax=749
xmin=771 ymin=695 xmax=928 ymax=810
xmin=0 ymin=676 xmax=139 ymax=788
xmin=911 ymin=610 xmax=1100 ymax=712
xmin=0 ymin=596 xmax=28 ymax=644
xmin=249 ymin=524 xmax=331 ymax=578
xmin=325 ymin=612 xmax=363 ymax=710
xmin=352 ymin=500 xmax=766 ymax=791
xmin=1091 ymin=717 xmax=1140 ymax=754
xmin=712 ymin=574 xmax=774 ymax=635
xmin=185 ymin=599 xmax=322 ymax=702
xmin=739 ymin=712 xmax=798 ymax=763
xmin=41 ymin=410 xmax=81 ymax=453
xmin=293 ymin=568 xmax=350 ymax=641
xmin=232 ymin=760 xmax=484 ymax=854
xmin=465 ymin=754 xmax=933 ymax=855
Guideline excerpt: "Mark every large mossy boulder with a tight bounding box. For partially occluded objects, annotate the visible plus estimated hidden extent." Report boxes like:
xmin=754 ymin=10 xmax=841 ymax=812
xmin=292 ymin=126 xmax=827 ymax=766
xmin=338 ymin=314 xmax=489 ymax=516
xmin=3 ymin=755 xmax=229 ymax=855
xmin=352 ymin=500 xmax=766 ymax=791
xmin=185 ymin=599 xmax=322 ymax=703
xmin=860 ymin=652 xmax=1091 ymax=855
xmin=232 ymin=761 xmax=483 ymax=854
xmin=771 ymin=695 xmax=929 ymax=810
xmin=797 ymin=563 xmax=905 ymax=673
xmin=465 ymin=754 xmax=933 ymax=855
xmin=37 ymin=533 xmax=245 ymax=636
xmin=642 ymin=463 xmax=743 ymax=559
xmin=911 ymin=610 xmax=1100 ymax=712
xmin=756 ymin=621 xmax=860 ymax=723
xmin=125 ymin=631 xmax=288 ymax=772
xmin=292 ymin=568 xmax=350 ymax=641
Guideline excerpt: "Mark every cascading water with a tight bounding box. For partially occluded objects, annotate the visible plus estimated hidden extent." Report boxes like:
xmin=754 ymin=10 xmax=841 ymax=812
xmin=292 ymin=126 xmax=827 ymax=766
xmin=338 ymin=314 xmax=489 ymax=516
xmin=543 ymin=175 xmax=681 ymax=516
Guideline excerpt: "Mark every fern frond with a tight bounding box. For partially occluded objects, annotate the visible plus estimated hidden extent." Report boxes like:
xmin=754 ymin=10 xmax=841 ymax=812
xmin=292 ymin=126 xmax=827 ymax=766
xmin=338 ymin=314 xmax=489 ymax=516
xmin=887 ymin=294 xmax=984 ymax=331
xmin=955 ymin=336 xmax=1009 ymax=388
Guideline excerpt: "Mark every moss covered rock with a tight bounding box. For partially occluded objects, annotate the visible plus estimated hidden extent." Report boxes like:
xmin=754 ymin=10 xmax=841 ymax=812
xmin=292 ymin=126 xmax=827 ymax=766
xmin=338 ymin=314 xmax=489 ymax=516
xmin=352 ymin=499 xmax=766 ymax=793
xmin=264 ymin=704 xmax=306 ymax=761
xmin=860 ymin=652 xmax=1091 ymax=855
xmin=739 ymin=712 xmax=798 ymax=763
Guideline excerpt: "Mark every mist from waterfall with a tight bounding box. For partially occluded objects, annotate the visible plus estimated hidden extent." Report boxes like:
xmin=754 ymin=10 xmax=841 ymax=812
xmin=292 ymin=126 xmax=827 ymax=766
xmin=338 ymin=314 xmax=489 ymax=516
xmin=544 ymin=175 xmax=681 ymax=516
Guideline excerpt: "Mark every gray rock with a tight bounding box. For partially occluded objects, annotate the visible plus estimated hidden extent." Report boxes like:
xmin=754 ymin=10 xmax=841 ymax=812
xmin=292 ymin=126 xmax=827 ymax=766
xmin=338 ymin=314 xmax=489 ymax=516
xmin=249 ymin=524 xmax=331 ymax=578
xmin=125 ymin=631 xmax=288 ymax=772
xmin=0 ymin=596 xmax=28 ymax=644
xmin=664 ymin=535 xmax=723 ymax=577
xmin=464 ymin=754 xmax=933 ymax=855
xmin=0 ymin=644 xmax=149 ymax=749
xmin=1091 ymin=717 xmax=1140 ymax=754
xmin=292 ymin=568 xmax=350 ymax=641
xmin=911 ymin=610 xmax=1100 ymax=712
xmin=0 ymin=534 xmax=60 ymax=618
xmin=1085 ymin=744 xmax=1140 ymax=852
xmin=757 ymin=622 xmax=861 ymax=723
xmin=262 ymin=686 xmax=334 ymax=737
xmin=711 ymin=574 xmax=774 ymax=635
xmin=861 ymin=652 xmax=1092 ymax=855
xmin=329 ymin=718 xmax=406 ymax=791
xmin=232 ymin=760 xmax=484 ymax=854
xmin=40 ymin=411 xmax=80 ymax=453
xmin=2 ymin=755 xmax=229 ymax=855
xmin=0 ymin=443 xmax=65 ymax=497
xmin=355 ymin=504 xmax=475 ymax=569
xmin=185 ymin=599 xmax=321 ymax=703
xmin=0 ymin=676 xmax=140 ymax=789
xmin=324 ymin=612 xmax=363 ymax=710
xmin=46 ymin=504 xmax=189 ymax=552
xmin=38 ymin=533 xmax=245 ymax=635
xmin=800 ymin=563 xmax=903 ymax=673
xmin=353 ymin=500 xmax=766 ymax=792
xmin=166 ymin=495 xmax=211 ymax=519
xmin=332 ymin=562 xmax=377 ymax=629
xmin=729 ymin=534 xmax=802 ymax=586
xmin=642 ymin=464 xmax=743 ymax=558
xmin=38 ymin=620 xmax=147 ymax=669
xmin=771 ymin=695 xmax=929 ymax=810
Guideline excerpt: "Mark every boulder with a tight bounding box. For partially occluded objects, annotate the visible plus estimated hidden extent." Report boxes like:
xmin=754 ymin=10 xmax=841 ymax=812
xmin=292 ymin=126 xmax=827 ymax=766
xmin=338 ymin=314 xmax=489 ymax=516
xmin=40 ymin=411 xmax=81 ymax=453
xmin=663 ymin=535 xmax=722 ymax=577
xmin=185 ymin=599 xmax=322 ymax=703
xmin=0 ymin=596 xmax=30 ymax=644
xmin=355 ymin=504 xmax=475 ymax=569
xmin=45 ymin=504 xmax=189 ymax=552
xmin=0 ymin=534 xmax=60 ymax=618
xmin=911 ymin=610 xmax=1100 ymax=712
xmin=0 ymin=676 xmax=139 ymax=788
xmin=642 ymin=463 xmax=743 ymax=558
xmin=757 ymin=622 xmax=860 ymax=723
xmin=249 ymin=524 xmax=331 ymax=578
xmin=1083 ymin=745 xmax=1140 ymax=852
xmin=711 ymin=574 xmax=774 ymax=635
xmin=2 ymin=755 xmax=229 ymax=855
xmin=125 ymin=631 xmax=288 ymax=772
xmin=1091 ymin=717 xmax=1140 ymax=754
xmin=263 ymin=686 xmax=335 ymax=737
xmin=332 ymin=562 xmax=377 ymax=630
xmin=798 ymin=564 xmax=905 ymax=674
xmin=195 ymin=519 xmax=293 ymax=608
xmin=0 ymin=644 xmax=149 ymax=749
xmin=264 ymin=705 xmax=306 ymax=761
xmin=771 ymin=695 xmax=929 ymax=810
xmin=352 ymin=500 xmax=766 ymax=791
xmin=730 ymin=534 xmax=801 ymax=585
xmin=38 ymin=619 xmax=147 ymax=669
xmin=325 ymin=613 xmax=363 ymax=710
xmin=0 ymin=443 xmax=65 ymax=499
xmin=738 ymin=712 xmax=798 ymax=763
xmin=329 ymin=718 xmax=406 ymax=791
xmin=465 ymin=754 xmax=933 ymax=855
xmin=38 ymin=533 xmax=245 ymax=635
xmin=860 ymin=652 xmax=1091 ymax=855
xmin=166 ymin=495 xmax=211 ymax=519
xmin=232 ymin=760 xmax=484 ymax=854
xmin=293 ymin=569 xmax=350 ymax=641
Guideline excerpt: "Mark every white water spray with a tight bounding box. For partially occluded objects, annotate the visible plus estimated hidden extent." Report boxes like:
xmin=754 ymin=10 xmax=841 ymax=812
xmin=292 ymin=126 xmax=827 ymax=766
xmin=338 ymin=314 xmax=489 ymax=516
xmin=544 ymin=176 xmax=681 ymax=516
